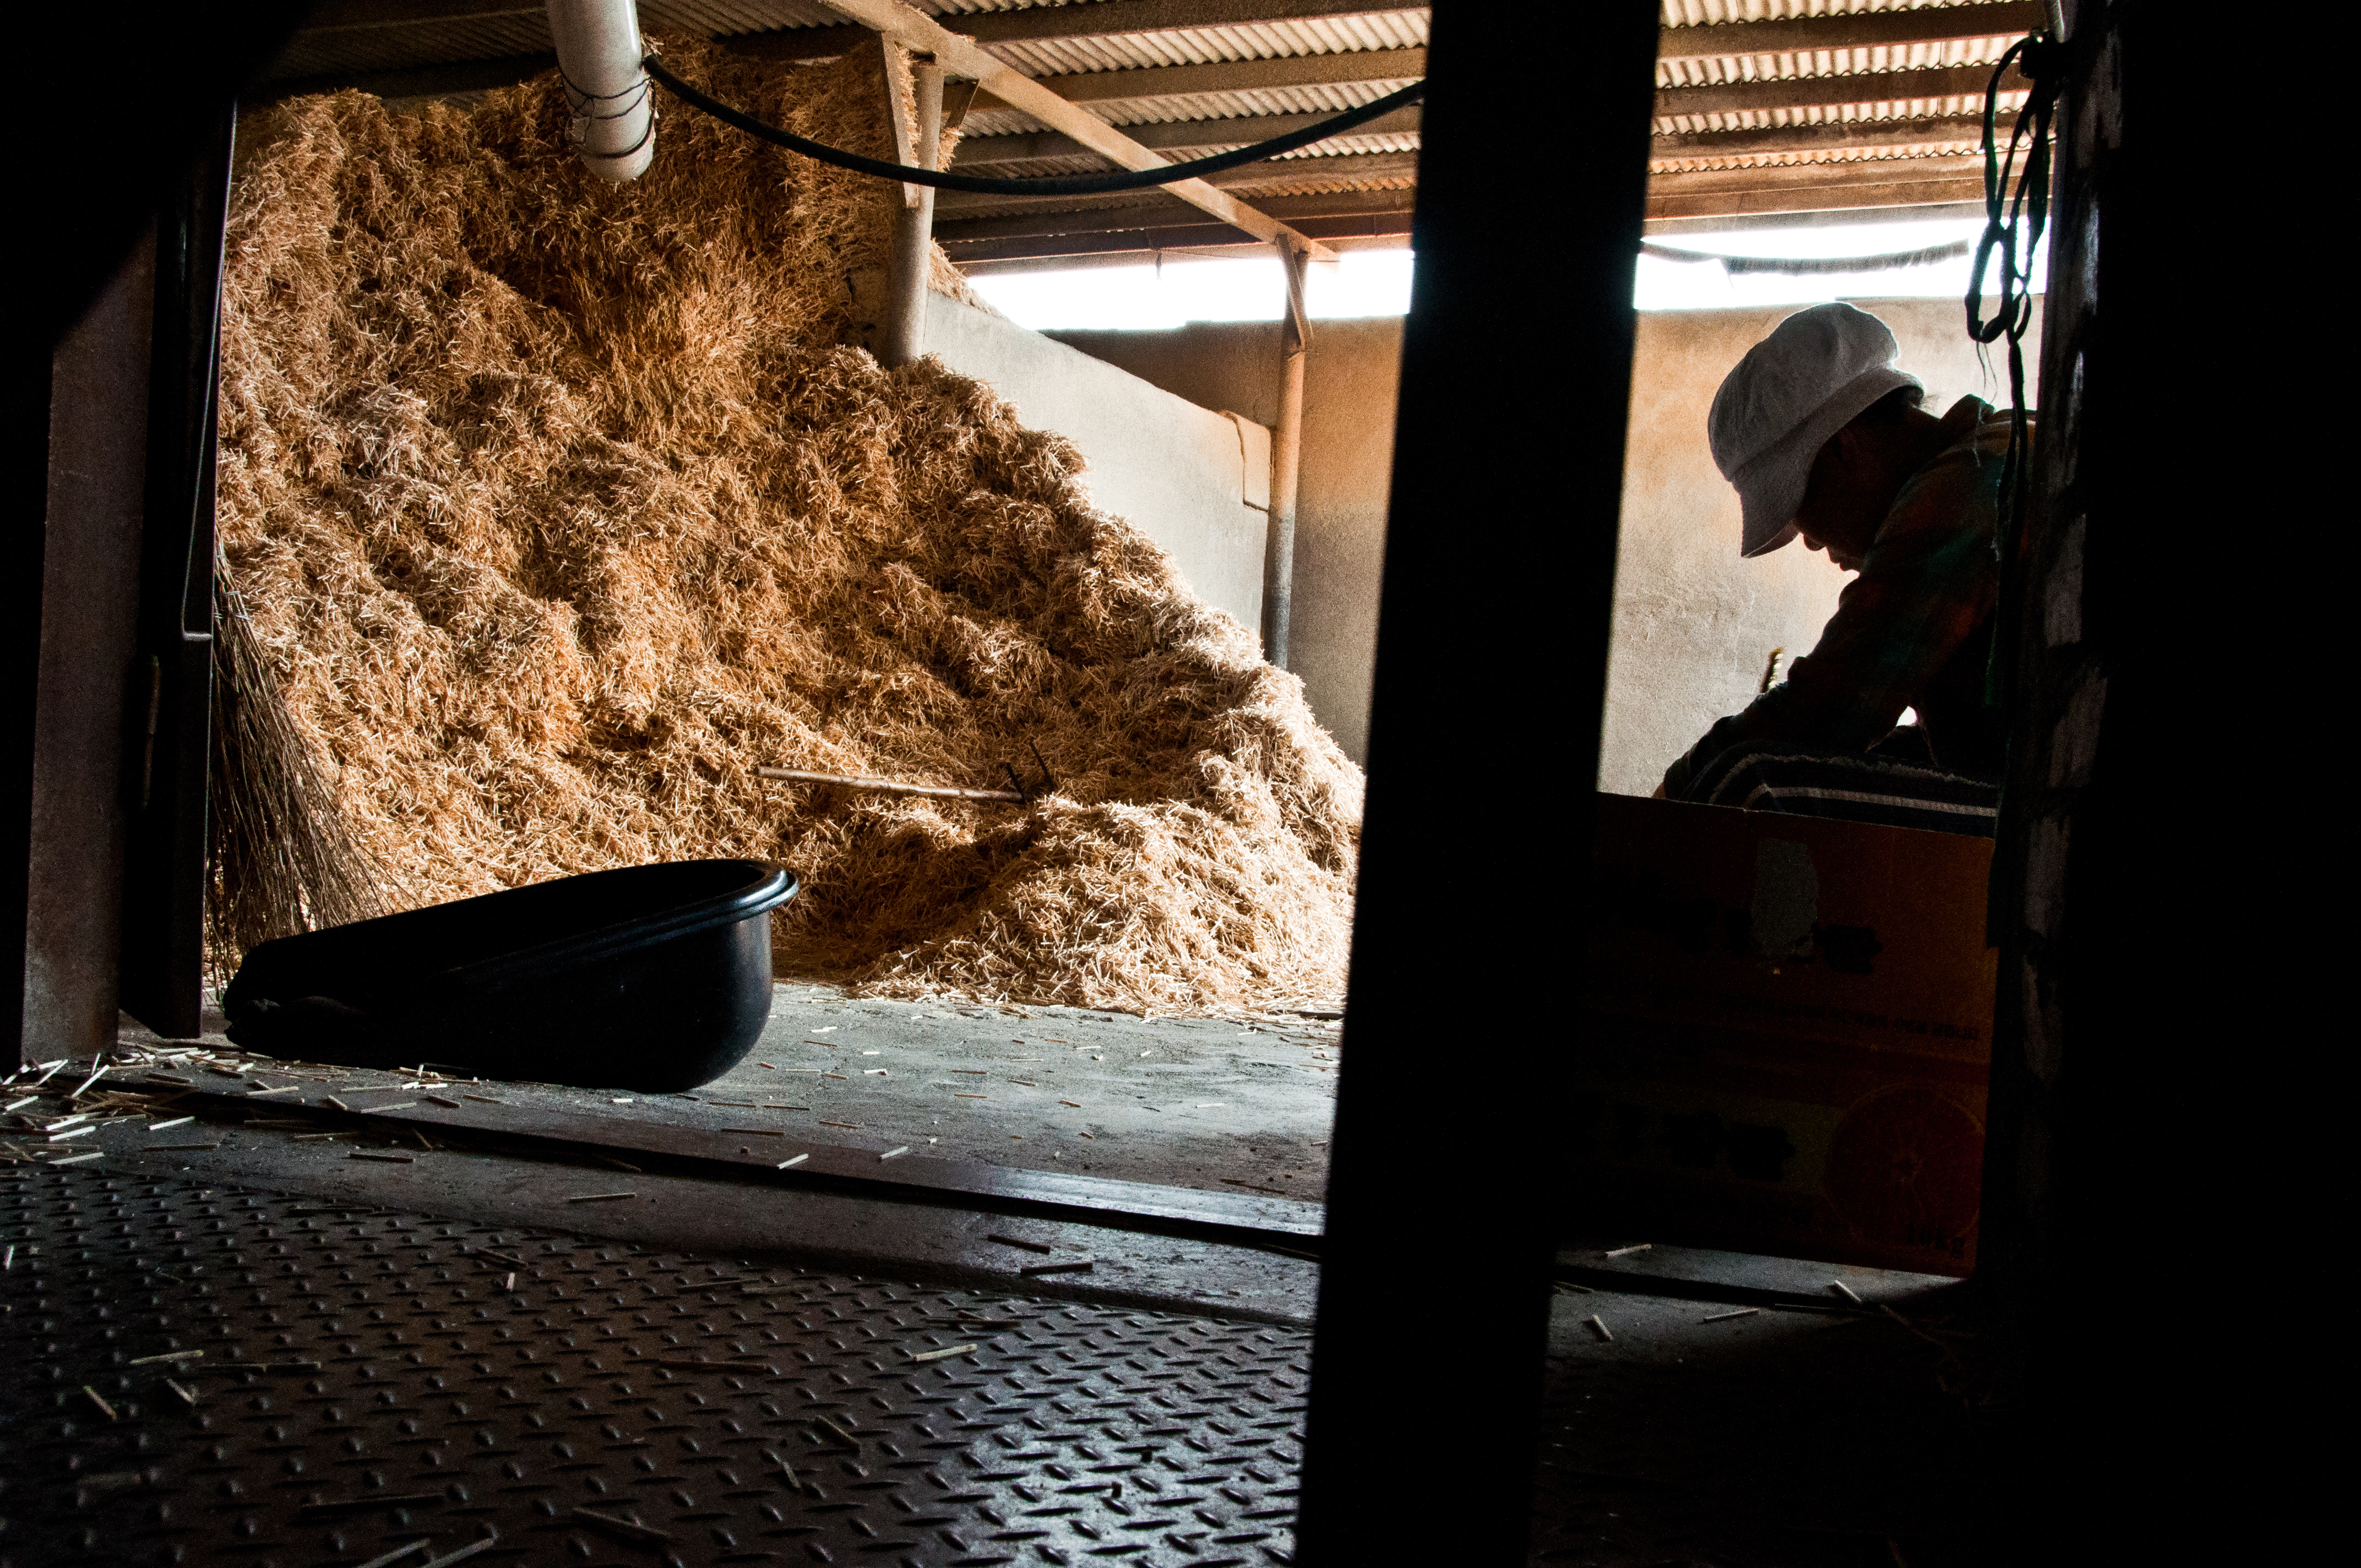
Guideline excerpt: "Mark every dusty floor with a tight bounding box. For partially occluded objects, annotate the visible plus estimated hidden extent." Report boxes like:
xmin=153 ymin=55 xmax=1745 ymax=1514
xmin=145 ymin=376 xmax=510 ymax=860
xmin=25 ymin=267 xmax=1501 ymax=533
xmin=104 ymin=980 xmax=1343 ymax=1197
xmin=674 ymin=982 xmax=1343 ymax=1195
xmin=124 ymin=987 xmax=1350 ymax=1195
xmin=1528 ymin=1276 xmax=1993 ymax=1566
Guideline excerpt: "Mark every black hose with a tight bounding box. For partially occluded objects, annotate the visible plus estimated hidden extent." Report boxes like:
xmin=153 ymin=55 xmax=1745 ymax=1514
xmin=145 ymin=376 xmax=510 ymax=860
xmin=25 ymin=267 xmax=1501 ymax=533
xmin=1966 ymin=29 xmax=2061 ymax=715
xmin=642 ymin=54 xmax=1423 ymax=198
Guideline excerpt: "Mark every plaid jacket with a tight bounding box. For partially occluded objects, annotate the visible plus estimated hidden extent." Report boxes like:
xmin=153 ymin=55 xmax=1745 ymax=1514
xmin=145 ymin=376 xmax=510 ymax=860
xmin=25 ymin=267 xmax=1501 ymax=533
xmin=1662 ymin=396 xmax=2020 ymax=797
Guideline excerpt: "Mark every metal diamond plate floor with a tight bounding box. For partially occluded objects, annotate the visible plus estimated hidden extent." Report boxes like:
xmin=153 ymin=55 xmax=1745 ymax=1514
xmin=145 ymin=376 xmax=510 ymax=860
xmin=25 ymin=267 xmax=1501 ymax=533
xmin=0 ymin=1167 xmax=1305 ymax=1568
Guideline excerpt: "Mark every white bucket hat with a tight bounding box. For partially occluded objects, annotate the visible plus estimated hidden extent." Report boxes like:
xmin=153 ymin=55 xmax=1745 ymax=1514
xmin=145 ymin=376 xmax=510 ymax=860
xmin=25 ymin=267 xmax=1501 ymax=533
xmin=1708 ymin=303 xmax=1922 ymax=558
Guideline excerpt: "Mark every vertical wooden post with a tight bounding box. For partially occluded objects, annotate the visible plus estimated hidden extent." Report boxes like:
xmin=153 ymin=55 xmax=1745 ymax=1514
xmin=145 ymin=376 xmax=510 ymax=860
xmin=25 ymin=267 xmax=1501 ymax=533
xmin=879 ymin=39 xmax=942 ymax=371
xmin=24 ymin=225 xmax=156 ymax=1059
xmin=1263 ymin=240 xmax=1311 ymax=668
xmin=1293 ymin=2 xmax=1659 ymax=1560
xmin=1 ymin=315 xmax=55 ymax=1074
xmin=118 ymin=101 xmax=234 ymax=1041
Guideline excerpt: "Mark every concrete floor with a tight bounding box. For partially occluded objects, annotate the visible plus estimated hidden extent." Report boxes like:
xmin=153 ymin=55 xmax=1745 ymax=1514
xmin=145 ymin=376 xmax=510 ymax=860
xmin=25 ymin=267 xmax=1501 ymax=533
xmin=134 ymin=981 xmax=1343 ymax=1199
xmin=1530 ymin=1278 xmax=1993 ymax=1566
xmin=26 ymin=983 xmax=1344 ymax=1325
xmin=666 ymin=982 xmax=1343 ymax=1196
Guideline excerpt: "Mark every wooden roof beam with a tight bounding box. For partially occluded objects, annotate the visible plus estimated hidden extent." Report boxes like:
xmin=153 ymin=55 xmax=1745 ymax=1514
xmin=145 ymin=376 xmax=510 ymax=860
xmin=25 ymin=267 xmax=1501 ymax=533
xmin=934 ymin=150 xmax=1419 ymax=215
xmin=940 ymin=215 xmax=1410 ymax=265
xmin=1658 ymin=61 xmax=2031 ymax=120
xmin=1651 ymin=153 xmax=1989 ymax=199
xmin=951 ymin=105 xmax=1421 ymax=167
xmin=930 ymin=1 xmax=1424 ymax=46
xmin=935 ymin=187 xmax=1413 ymax=245
xmin=1652 ymin=116 xmax=1993 ymax=160
xmin=972 ymin=47 xmax=1423 ymax=110
xmin=1647 ymin=178 xmax=1988 ymax=224
xmin=817 ymin=0 xmax=1337 ymax=259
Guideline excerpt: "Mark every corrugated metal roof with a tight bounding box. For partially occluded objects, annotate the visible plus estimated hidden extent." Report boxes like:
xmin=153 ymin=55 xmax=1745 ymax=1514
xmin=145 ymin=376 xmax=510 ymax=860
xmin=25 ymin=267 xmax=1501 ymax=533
xmin=266 ymin=0 xmax=842 ymax=79
xmin=1659 ymin=88 xmax=2027 ymax=136
xmin=1271 ymin=130 xmax=1419 ymax=159
xmin=259 ymin=0 xmax=2059 ymax=256
xmin=650 ymin=1 xmax=848 ymax=36
xmin=980 ymin=13 xmax=1427 ymax=77
xmin=1657 ymin=30 xmax=2022 ymax=88
xmin=1660 ymin=0 xmax=2012 ymax=26
xmin=930 ymin=1 xmax=1098 ymax=13
xmin=267 ymin=16 xmax=551 ymax=78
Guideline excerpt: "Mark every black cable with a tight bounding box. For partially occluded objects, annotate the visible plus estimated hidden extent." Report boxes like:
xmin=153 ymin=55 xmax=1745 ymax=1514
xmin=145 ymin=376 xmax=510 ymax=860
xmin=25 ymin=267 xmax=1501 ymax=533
xmin=642 ymin=53 xmax=1423 ymax=197
xmin=1970 ymin=28 xmax=2063 ymax=949
xmin=1967 ymin=29 xmax=2061 ymax=710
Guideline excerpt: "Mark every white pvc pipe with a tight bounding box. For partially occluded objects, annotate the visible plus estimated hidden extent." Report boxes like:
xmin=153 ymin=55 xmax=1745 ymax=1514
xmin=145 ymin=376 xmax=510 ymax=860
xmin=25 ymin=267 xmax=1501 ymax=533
xmin=546 ymin=0 xmax=654 ymax=182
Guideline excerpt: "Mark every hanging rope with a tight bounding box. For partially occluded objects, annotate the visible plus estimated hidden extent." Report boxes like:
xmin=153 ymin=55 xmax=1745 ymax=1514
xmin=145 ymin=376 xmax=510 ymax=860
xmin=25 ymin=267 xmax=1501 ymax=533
xmin=1967 ymin=30 xmax=2063 ymax=705
xmin=643 ymin=53 xmax=1424 ymax=198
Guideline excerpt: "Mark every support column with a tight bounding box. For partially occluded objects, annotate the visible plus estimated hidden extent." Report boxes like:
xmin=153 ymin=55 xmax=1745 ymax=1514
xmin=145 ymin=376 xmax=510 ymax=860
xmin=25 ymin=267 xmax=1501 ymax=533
xmin=24 ymin=224 xmax=155 ymax=1059
xmin=879 ymin=41 xmax=942 ymax=371
xmin=1262 ymin=241 xmax=1310 ymax=668
xmin=118 ymin=101 xmax=234 ymax=1042
xmin=1292 ymin=2 xmax=1660 ymax=1561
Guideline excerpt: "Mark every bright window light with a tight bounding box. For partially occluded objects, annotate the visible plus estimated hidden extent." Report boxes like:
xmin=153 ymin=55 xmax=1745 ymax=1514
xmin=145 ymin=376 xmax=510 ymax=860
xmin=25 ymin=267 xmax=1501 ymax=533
xmin=969 ymin=222 xmax=2050 ymax=328
xmin=972 ymin=249 xmax=1416 ymax=331
xmin=1633 ymin=217 xmax=2050 ymax=312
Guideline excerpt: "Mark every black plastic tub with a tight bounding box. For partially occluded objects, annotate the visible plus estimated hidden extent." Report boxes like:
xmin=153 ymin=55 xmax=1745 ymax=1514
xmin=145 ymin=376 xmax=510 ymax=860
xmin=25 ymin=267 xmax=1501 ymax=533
xmin=222 ymin=861 xmax=799 ymax=1092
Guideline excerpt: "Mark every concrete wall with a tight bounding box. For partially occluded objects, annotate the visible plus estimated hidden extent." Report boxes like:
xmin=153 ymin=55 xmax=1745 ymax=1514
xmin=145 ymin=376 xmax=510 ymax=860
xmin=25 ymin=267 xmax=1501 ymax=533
xmin=1047 ymin=318 xmax=1403 ymax=764
xmin=1602 ymin=296 xmax=2042 ymax=797
xmin=920 ymin=295 xmax=1272 ymax=635
xmin=1043 ymin=298 xmax=2038 ymax=786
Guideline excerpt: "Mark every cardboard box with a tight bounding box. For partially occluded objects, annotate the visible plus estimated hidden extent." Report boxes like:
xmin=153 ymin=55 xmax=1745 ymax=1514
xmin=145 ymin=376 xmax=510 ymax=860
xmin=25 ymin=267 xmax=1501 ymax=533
xmin=1575 ymin=794 xmax=1995 ymax=1275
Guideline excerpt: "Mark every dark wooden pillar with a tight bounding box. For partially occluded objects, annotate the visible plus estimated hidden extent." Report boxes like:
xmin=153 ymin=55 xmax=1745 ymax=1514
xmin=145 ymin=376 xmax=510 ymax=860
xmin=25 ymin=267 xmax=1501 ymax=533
xmin=1294 ymin=3 xmax=1660 ymax=1562
xmin=118 ymin=106 xmax=236 ymax=1041
xmin=1981 ymin=2 xmax=2277 ymax=1551
xmin=1 ymin=324 xmax=57 ymax=1074
xmin=22 ymin=230 xmax=159 ymax=1058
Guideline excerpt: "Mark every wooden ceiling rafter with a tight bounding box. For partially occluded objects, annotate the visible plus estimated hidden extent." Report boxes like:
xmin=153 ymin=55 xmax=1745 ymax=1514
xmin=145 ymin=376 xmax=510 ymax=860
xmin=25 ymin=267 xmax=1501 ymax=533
xmin=815 ymin=0 xmax=1337 ymax=258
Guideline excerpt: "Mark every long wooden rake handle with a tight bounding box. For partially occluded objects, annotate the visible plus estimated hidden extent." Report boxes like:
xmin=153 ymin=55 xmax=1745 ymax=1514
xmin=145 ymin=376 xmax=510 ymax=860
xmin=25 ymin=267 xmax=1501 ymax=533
xmin=754 ymin=767 xmax=1025 ymax=804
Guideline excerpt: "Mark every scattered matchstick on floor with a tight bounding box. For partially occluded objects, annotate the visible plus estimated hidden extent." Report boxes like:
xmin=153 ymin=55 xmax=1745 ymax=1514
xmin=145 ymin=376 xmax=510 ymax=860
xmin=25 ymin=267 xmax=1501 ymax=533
xmin=987 ymin=1234 xmax=1054 ymax=1254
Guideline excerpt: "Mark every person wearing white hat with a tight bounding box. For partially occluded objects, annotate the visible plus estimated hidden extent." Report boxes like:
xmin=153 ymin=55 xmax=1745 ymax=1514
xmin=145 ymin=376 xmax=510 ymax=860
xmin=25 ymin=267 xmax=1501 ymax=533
xmin=1656 ymin=302 xmax=2025 ymax=810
